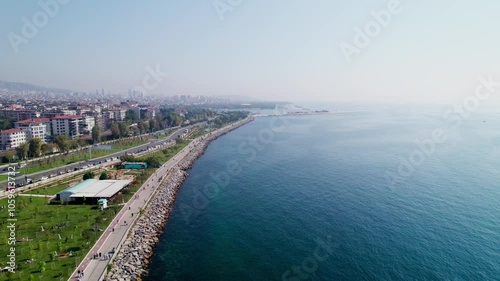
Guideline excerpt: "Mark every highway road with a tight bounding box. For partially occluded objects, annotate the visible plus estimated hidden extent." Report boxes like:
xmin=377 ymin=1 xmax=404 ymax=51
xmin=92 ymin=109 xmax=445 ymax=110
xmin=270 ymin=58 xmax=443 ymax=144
xmin=0 ymin=126 xmax=194 ymax=188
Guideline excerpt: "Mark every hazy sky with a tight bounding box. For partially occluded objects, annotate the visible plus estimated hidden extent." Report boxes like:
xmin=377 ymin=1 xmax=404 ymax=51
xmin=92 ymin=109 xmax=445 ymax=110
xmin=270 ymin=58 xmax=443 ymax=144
xmin=1 ymin=0 xmax=500 ymax=103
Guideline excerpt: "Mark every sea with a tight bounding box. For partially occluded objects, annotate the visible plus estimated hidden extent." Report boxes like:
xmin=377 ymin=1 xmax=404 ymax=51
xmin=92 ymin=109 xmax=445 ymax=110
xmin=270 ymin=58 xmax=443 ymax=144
xmin=144 ymin=104 xmax=500 ymax=281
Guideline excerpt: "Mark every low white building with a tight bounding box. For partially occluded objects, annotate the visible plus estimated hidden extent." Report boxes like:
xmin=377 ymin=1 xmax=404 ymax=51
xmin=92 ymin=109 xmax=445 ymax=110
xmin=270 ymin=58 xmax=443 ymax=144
xmin=57 ymin=179 xmax=131 ymax=204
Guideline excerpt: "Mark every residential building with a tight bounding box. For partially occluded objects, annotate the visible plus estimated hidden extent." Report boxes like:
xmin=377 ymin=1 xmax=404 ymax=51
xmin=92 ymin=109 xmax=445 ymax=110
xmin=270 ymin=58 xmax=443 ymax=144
xmin=0 ymin=128 xmax=27 ymax=150
xmin=14 ymin=118 xmax=52 ymax=143
xmin=81 ymin=116 xmax=95 ymax=133
xmin=0 ymin=109 xmax=40 ymax=121
xmin=52 ymin=115 xmax=82 ymax=138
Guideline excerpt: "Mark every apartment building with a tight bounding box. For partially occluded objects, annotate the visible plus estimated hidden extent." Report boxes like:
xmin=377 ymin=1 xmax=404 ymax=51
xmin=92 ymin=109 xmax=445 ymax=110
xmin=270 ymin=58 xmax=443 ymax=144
xmin=52 ymin=115 xmax=82 ymax=138
xmin=81 ymin=116 xmax=95 ymax=133
xmin=14 ymin=118 xmax=52 ymax=143
xmin=0 ymin=109 xmax=41 ymax=121
xmin=0 ymin=128 xmax=27 ymax=150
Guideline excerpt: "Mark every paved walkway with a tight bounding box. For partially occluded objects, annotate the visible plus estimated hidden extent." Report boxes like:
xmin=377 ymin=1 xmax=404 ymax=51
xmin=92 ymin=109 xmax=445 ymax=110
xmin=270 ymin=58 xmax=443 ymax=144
xmin=70 ymin=139 xmax=200 ymax=281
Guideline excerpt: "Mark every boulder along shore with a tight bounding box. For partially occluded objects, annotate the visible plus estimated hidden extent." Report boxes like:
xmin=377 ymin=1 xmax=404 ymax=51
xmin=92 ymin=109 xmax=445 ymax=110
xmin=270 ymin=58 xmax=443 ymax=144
xmin=106 ymin=116 xmax=254 ymax=281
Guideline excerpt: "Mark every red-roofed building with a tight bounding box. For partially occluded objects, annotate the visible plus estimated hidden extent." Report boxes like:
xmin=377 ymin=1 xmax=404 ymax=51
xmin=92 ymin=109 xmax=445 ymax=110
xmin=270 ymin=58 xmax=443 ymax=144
xmin=0 ymin=129 xmax=26 ymax=150
xmin=14 ymin=118 xmax=52 ymax=143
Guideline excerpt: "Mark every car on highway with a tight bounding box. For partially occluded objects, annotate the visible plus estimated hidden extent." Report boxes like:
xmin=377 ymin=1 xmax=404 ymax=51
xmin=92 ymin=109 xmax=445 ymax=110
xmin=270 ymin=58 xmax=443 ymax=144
xmin=16 ymin=183 xmax=23 ymax=188
xmin=40 ymin=176 xmax=49 ymax=181
xmin=49 ymin=174 xmax=57 ymax=178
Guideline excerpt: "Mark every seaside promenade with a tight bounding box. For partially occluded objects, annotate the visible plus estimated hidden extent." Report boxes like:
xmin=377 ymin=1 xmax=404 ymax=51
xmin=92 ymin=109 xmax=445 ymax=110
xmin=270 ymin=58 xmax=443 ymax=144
xmin=70 ymin=117 xmax=252 ymax=281
xmin=70 ymin=138 xmax=201 ymax=281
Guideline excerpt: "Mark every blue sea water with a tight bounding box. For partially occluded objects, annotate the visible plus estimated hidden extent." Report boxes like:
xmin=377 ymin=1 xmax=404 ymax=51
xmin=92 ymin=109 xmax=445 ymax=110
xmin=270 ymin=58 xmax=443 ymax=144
xmin=144 ymin=109 xmax=500 ymax=281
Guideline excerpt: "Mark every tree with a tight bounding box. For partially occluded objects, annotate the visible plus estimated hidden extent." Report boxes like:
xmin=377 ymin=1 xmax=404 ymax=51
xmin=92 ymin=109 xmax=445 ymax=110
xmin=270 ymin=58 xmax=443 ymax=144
xmin=166 ymin=113 xmax=183 ymax=127
xmin=49 ymin=252 xmax=56 ymax=262
xmin=2 ymin=150 xmax=15 ymax=163
xmin=38 ymin=261 xmax=46 ymax=273
xmin=68 ymin=139 xmax=80 ymax=150
xmin=83 ymin=171 xmax=95 ymax=180
xmin=99 ymin=171 xmax=108 ymax=180
xmin=92 ymin=125 xmax=101 ymax=144
xmin=28 ymin=138 xmax=42 ymax=158
xmin=125 ymin=109 xmax=138 ymax=122
xmin=120 ymin=155 xmax=135 ymax=162
xmin=141 ymin=121 xmax=149 ymax=133
xmin=53 ymin=135 xmax=69 ymax=153
xmin=145 ymin=154 xmax=165 ymax=167
xmin=40 ymin=143 xmax=50 ymax=155
xmin=110 ymin=123 xmax=120 ymax=139
xmin=15 ymin=142 xmax=29 ymax=160
xmin=118 ymin=122 xmax=130 ymax=137
xmin=149 ymin=119 xmax=158 ymax=132
xmin=0 ymin=117 xmax=15 ymax=130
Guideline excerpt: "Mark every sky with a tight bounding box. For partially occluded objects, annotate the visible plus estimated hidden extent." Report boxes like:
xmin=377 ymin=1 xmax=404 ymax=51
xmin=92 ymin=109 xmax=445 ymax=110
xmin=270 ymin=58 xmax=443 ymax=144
xmin=1 ymin=0 xmax=500 ymax=104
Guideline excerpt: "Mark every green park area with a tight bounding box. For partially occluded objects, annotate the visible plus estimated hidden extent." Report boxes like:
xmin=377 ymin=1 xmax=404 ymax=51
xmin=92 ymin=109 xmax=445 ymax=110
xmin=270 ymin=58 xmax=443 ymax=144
xmin=0 ymin=137 xmax=194 ymax=280
xmin=0 ymin=195 xmax=121 ymax=281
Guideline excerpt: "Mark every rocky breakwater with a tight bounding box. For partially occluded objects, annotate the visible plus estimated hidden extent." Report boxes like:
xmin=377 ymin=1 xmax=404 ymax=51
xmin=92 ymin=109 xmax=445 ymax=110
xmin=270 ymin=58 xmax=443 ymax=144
xmin=105 ymin=117 xmax=253 ymax=281
xmin=106 ymin=167 xmax=187 ymax=281
xmin=179 ymin=116 xmax=254 ymax=170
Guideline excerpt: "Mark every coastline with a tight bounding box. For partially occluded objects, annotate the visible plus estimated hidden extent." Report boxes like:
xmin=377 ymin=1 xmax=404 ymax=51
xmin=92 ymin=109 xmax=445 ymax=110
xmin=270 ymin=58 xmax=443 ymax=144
xmin=105 ymin=116 xmax=254 ymax=281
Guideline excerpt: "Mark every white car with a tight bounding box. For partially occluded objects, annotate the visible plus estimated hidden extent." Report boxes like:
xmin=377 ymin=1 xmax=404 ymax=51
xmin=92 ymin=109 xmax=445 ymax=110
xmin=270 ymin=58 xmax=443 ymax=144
xmin=40 ymin=176 xmax=49 ymax=181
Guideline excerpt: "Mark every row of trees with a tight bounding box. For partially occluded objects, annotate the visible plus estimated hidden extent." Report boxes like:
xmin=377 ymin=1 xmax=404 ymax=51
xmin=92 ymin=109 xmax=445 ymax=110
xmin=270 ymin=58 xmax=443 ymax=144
xmin=11 ymin=134 xmax=90 ymax=161
xmin=212 ymin=111 xmax=249 ymax=127
xmin=13 ymin=138 xmax=51 ymax=160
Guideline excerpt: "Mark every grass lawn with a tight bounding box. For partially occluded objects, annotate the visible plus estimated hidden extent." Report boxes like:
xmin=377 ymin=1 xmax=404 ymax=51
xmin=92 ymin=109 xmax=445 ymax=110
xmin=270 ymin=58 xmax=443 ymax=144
xmin=0 ymin=196 xmax=121 ymax=281
xmin=22 ymin=183 xmax=70 ymax=196
xmin=0 ymin=168 xmax=157 ymax=280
